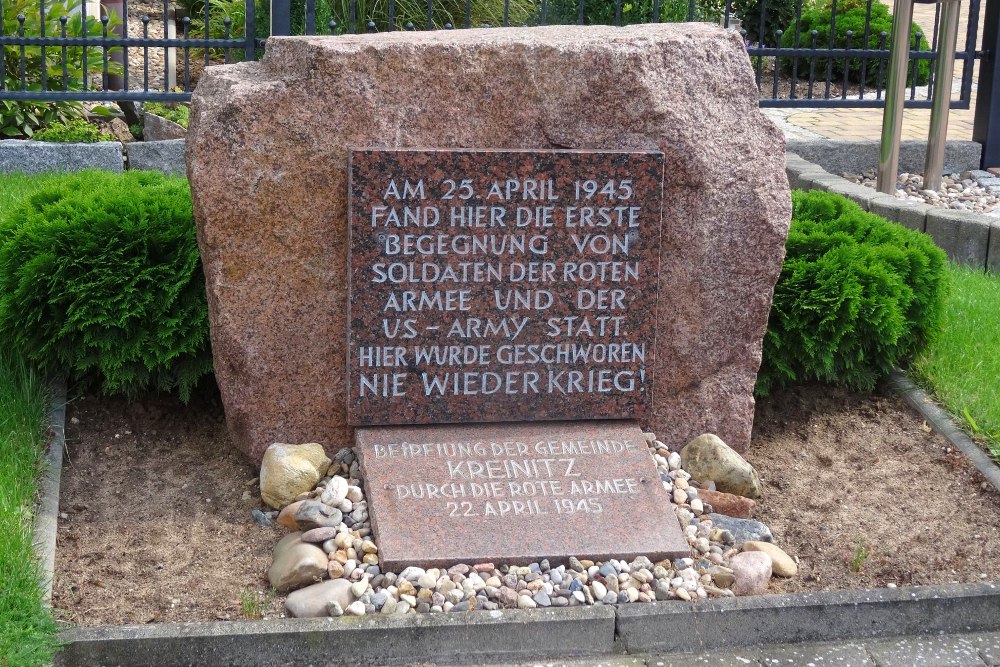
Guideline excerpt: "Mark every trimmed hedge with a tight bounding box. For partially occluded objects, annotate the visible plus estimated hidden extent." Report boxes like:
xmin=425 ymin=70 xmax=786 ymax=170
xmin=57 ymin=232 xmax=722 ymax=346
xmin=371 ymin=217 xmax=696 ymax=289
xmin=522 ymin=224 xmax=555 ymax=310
xmin=780 ymin=0 xmax=931 ymax=88
xmin=0 ymin=170 xmax=212 ymax=400
xmin=757 ymin=189 xmax=948 ymax=395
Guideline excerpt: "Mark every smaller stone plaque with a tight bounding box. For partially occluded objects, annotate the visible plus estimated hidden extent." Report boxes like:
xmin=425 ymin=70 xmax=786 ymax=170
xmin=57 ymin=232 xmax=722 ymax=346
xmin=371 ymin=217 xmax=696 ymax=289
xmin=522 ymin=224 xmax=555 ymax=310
xmin=357 ymin=421 xmax=689 ymax=570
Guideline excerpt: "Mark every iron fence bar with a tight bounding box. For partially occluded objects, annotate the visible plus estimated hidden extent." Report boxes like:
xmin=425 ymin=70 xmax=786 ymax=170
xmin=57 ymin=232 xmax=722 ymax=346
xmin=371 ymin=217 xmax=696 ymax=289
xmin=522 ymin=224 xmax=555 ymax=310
xmin=842 ymin=31 xmax=852 ymax=100
xmin=973 ymin=0 xmax=1000 ymax=167
xmin=272 ymin=0 xmax=291 ymax=35
xmin=859 ymin=0 xmax=874 ymax=99
xmin=123 ymin=0 xmax=130 ymax=91
xmin=762 ymin=97 xmax=969 ymax=108
xmin=825 ymin=0 xmax=837 ymax=98
xmin=39 ymin=0 xmax=46 ymax=91
xmin=60 ymin=16 xmax=68 ymax=91
xmin=791 ymin=0 xmax=803 ymax=99
xmin=82 ymin=0 xmax=88 ymax=90
xmin=162 ymin=0 xmax=169 ymax=92
xmin=0 ymin=0 xmax=5 ymax=91
xmin=142 ymin=16 xmax=149 ymax=88
xmin=962 ymin=0 xmax=982 ymax=104
xmin=388 ymin=0 xmax=395 ymax=30
xmin=306 ymin=0 xmax=315 ymax=35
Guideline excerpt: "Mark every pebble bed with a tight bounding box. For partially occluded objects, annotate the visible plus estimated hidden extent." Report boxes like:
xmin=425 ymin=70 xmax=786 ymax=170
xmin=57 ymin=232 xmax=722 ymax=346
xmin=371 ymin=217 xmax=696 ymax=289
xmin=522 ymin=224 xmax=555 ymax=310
xmin=256 ymin=436 xmax=779 ymax=618
xmin=845 ymin=168 xmax=1000 ymax=215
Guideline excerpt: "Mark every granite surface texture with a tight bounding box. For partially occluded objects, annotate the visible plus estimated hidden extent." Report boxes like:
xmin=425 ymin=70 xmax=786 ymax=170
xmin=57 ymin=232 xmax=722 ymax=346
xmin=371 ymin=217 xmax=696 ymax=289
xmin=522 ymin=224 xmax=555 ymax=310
xmin=356 ymin=420 xmax=688 ymax=569
xmin=187 ymin=25 xmax=791 ymax=462
xmin=348 ymin=148 xmax=663 ymax=426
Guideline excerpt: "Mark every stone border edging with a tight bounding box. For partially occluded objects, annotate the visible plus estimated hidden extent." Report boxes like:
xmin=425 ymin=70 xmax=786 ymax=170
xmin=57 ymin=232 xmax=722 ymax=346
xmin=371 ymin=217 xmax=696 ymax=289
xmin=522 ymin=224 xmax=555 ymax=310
xmin=886 ymin=369 xmax=1000 ymax=491
xmin=33 ymin=377 xmax=66 ymax=604
xmin=785 ymin=152 xmax=1000 ymax=273
xmin=0 ymin=141 xmax=124 ymax=174
xmin=125 ymin=140 xmax=186 ymax=175
xmin=616 ymin=582 xmax=1000 ymax=653
xmin=58 ymin=606 xmax=617 ymax=667
xmin=786 ymin=139 xmax=982 ymax=177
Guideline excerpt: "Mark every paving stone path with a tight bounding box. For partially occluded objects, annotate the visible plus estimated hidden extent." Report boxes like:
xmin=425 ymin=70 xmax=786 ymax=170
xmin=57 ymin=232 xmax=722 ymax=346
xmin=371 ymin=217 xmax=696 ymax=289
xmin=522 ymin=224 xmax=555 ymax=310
xmin=491 ymin=631 xmax=1000 ymax=667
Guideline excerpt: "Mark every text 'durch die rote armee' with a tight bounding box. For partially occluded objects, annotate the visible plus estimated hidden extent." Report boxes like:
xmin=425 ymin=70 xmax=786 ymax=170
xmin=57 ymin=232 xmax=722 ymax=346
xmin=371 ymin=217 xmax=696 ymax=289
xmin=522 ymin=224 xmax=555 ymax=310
xmin=347 ymin=149 xmax=665 ymax=426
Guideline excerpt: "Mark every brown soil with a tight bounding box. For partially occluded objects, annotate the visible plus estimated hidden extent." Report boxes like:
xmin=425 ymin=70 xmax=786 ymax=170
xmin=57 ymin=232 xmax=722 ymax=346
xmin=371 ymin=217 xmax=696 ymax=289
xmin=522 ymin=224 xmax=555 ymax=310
xmin=52 ymin=391 xmax=281 ymax=626
xmin=52 ymin=384 xmax=1000 ymax=627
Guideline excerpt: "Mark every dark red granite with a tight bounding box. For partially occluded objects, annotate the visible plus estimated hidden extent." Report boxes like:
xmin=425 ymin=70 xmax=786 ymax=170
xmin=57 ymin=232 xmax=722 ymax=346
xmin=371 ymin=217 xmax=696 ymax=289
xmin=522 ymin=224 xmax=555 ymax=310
xmin=357 ymin=420 xmax=690 ymax=570
xmin=347 ymin=149 xmax=664 ymax=426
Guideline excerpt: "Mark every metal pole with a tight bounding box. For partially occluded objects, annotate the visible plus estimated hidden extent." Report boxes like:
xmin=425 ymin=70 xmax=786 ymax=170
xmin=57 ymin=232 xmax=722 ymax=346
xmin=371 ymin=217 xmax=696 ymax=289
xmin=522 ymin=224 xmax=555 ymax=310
xmin=878 ymin=0 xmax=915 ymax=193
xmin=925 ymin=0 xmax=963 ymax=190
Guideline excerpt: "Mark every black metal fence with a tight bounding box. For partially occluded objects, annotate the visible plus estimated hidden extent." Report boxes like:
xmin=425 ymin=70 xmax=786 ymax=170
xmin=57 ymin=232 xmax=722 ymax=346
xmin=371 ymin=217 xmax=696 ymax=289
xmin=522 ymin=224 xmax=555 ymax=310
xmin=0 ymin=0 xmax=988 ymax=107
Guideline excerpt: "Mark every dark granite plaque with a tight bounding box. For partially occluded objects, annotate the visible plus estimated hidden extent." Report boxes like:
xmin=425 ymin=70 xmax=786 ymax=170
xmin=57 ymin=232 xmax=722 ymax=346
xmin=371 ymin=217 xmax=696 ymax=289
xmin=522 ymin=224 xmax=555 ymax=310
xmin=348 ymin=149 xmax=664 ymax=426
xmin=357 ymin=420 xmax=689 ymax=569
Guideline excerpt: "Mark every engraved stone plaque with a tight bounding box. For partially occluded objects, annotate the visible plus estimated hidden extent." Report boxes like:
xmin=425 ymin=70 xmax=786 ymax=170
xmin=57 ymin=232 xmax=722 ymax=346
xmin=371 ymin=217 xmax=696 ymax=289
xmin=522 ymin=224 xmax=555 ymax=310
xmin=348 ymin=149 xmax=664 ymax=426
xmin=356 ymin=420 xmax=689 ymax=569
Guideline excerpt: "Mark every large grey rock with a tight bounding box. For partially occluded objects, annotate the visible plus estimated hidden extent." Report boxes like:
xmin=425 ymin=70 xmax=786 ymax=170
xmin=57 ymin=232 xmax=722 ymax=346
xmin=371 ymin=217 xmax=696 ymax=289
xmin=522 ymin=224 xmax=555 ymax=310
xmin=708 ymin=514 xmax=773 ymax=544
xmin=0 ymin=140 xmax=123 ymax=174
xmin=143 ymin=113 xmax=187 ymax=141
xmin=681 ymin=434 xmax=762 ymax=498
xmin=284 ymin=579 xmax=353 ymax=618
xmin=259 ymin=442 xmax=331 ymax=510
xmin=188 ymin=25 xmax=791 ymax=461
xmin=267 ymin=532 xmax=328 ymax=593
xmin=127 ymin=139 xmax=186 ymax=175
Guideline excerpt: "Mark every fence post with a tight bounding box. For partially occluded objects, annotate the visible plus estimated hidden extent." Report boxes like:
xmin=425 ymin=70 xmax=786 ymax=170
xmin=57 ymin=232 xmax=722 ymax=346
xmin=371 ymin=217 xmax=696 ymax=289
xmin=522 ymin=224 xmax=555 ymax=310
xmin=271 ymin=0 xmax=292 ymax=36
xmin=974 ymin=0 xmax=1000 ymax=168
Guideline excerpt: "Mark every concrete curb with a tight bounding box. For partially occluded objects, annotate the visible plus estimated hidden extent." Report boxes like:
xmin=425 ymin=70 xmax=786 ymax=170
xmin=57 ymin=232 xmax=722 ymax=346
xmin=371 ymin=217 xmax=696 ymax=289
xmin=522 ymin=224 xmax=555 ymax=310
xmin=125 ymin=140 xmax=186 ymax=175
xmin=32 ymin=377 xmax=66 ymax=604
xmin=615 ymin=583 xmax=1000 ymax=654
xmin=886 ymin=370 xmax=1000 ymax=491
xmin=786 ymin=139 xmax=982 ymax=176
xmin=57 ymin=607 xmax=617 ymax=667
xmin=786 ymin=152 xmax=999 ymax=272
xmin=0 ymin=140 xmax=124 ymax=174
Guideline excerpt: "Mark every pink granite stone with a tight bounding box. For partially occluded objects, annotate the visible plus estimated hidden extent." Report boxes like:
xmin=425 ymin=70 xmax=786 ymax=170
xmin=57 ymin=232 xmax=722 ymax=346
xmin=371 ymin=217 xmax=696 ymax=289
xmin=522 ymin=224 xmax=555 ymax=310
xmin=348 ymin=149 xmax=663 ymax=426
xmin=187 ymin=25 xmax=791 ymax=462
xmin=356 ymin=420 xmax=689 ymax=569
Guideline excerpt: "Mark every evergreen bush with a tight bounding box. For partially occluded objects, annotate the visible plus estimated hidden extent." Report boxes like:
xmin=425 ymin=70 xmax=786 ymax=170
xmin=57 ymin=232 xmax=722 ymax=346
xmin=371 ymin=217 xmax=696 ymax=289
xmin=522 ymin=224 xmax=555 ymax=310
xmin=757 ymin=190 xmax=947 ymax=395
xmin=779 ymin=0 xmax=931 ymax=87
xmin=0 ymin=171 xmax=212 ymax=400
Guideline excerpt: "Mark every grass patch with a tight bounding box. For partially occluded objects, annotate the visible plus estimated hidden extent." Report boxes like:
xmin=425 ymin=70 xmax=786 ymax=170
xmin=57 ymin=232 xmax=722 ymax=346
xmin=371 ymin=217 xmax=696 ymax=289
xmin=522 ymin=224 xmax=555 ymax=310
xmin=0 ymin=171 xmax=61 ymax=667
xmin=911 ymin=263 xmax=1000 ymax=457
xmin=0 ymin=172 xmax=61 ymax=214
xmin=0 ymin=351 xmax=59 ymax=667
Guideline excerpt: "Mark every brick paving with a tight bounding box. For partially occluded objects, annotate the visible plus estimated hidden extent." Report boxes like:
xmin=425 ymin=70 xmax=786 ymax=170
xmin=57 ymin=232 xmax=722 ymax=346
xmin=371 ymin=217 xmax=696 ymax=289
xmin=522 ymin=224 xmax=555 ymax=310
xmin=761 ymin=0 xmax=986 ymax=141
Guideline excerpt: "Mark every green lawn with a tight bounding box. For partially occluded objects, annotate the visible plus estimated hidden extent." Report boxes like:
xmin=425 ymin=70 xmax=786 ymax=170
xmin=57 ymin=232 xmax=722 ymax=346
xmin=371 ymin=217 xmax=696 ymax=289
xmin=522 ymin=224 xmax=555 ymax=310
xmin=0 ymin=352 xmax=58 ymax=667
xmin=912 ymin=263 xmax=1000 ymax=458
xmin=0 ymin=172 xmax=60 ymax=667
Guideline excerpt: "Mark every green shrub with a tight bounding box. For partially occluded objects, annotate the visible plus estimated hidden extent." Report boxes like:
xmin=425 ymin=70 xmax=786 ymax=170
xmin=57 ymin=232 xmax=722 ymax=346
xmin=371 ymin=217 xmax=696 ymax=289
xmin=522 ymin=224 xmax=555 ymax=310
xmin=779 ymin=0 xmax=931 ymax=87
xmin=0 ymin=171 xmax=212 ymax=401
xmin=144 ymin=102 xmax=191 ymax=129
xmin=30 ymin=118 xmax=111 ymax=143
xmin=735 ymin=0 xmax=798 ymax=46
xmin=542 ymin=0 xmax=723 ymax=25
xmin=1 ymin=0 xmax=122 ymax=137
xmin=757 ymin=190 xmax=947 ymax=396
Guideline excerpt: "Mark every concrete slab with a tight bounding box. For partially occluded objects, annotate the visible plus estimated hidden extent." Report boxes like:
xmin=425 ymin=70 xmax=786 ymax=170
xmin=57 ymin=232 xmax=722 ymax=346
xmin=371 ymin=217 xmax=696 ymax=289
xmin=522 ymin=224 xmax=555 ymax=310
xmin=497 ymin=658 xmax=646 ymax=667
xmin=758 ymin=642 xmax=874 ymax=666
xmin=965 ymin=632 xmax=1000 ymax=666
xmin=614 ymin=584 xmax=1000 ymax=654
xmin=955 ymin=214 xmax=992 ymax=269
xmin=786 ymin=140 xmax=981 ymax=176
xmin=645 ymin=652 xmax=761 ymax=666
xmin=866 ymin=635 xmax=985 ymax=667
xmin=989 ymin=223 xmax=1000 ymax=274
xmin=824 ymin=181 xmax=881 ymax=211
xmin=925 ymin=209 xmax=965 ymax=261
xmin=58 ymin=606 xmax=617 ymax=667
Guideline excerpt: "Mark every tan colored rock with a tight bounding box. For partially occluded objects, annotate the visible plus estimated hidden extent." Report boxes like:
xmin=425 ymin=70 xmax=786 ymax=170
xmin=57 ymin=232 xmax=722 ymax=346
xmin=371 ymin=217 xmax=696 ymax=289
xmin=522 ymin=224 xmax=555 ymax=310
xmin=742 ymin=541 xmax=797 ymax=577
xmin=699 ymin=488 xmax=756 ymax=518
xmin=681 ymin=434 xmax=763 ymax=499
xmin=284 ymin=579 xmax=354 ymax=618
xmin=268 ymin=533 xmax=329 ymax=593
xmin=728 ymin=551 xmax=772 ymax=596
xmin=188 ymin=26 xmax=790 ymax=461
xmin=259 ymin=443 xmax=331 ymax=509
xmin=277 ymin=500 xmax=305 ymax=530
